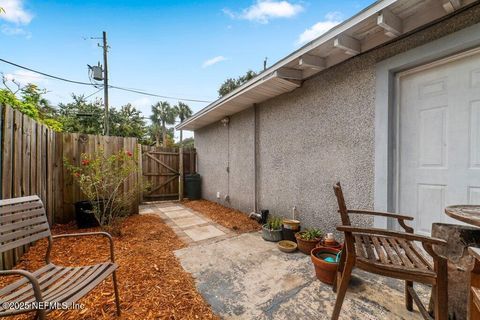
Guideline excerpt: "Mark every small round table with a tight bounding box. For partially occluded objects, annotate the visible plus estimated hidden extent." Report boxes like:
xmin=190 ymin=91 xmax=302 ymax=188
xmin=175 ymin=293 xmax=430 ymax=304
xmin=445 ymin=205 xmax=480 ymax=227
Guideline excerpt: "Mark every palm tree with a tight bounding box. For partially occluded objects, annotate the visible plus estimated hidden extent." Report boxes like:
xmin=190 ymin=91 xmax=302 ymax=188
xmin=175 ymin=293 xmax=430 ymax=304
xmin=150 ymin=101 xmax=176 ymax=147
xmin=174 ymin=102 xmax=193 ymax=146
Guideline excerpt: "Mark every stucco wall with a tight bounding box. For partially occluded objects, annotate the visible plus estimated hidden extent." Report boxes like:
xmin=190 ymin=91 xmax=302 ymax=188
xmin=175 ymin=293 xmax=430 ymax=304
xmin=195 ymin=108 xmax=255 ymax=213
xmin=194 ymin=5 xmax=480 ymax=234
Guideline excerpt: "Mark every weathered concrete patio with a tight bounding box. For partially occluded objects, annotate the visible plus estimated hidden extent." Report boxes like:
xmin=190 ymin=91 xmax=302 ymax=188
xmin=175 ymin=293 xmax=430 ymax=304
xmin=175 ymin=232 xmax=431 ymax=319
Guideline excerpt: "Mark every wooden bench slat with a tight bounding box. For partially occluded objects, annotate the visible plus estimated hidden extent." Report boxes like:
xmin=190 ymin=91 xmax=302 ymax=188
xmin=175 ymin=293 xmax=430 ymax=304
xmin=361 ymin=235 xmax=376 ymax=261
xmin=354 ymin=235 xmax=367 ymax=259
xmin=396 ymin=238 xmax=428 ymax=269
xmin=379 ymin=236 xmax=402 ymax=265
xmin=371 ymin=236 xmax=389 ymax=264
xmin=389 ymin=238 xmax=414 ymax=268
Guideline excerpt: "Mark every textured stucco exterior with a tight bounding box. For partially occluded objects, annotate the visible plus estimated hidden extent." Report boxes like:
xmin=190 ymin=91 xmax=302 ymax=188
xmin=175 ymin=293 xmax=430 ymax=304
xmin=194 ymin=5 xmax=480 ymax=234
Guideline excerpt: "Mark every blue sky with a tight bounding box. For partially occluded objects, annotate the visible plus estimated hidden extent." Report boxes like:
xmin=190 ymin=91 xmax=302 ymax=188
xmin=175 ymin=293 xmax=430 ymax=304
xmin=0 ymin=0 xmax=375 ymax=137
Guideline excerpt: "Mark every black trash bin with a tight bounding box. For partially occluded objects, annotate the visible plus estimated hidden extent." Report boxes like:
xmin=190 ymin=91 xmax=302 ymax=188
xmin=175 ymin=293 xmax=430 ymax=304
xmin=185 ymin=174 xmax=201 ymax=200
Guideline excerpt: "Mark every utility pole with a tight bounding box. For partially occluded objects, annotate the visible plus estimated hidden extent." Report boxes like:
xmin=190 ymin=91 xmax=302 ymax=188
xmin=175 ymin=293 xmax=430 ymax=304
xmin=101 ymin=31 xmax=109 ymax=136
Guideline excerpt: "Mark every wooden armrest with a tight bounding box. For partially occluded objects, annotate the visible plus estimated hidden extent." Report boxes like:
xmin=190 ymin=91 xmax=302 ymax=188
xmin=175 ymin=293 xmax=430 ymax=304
xmin=336 ymin=226 xmax=446 ymax=246
xmin=48 ymin=232 xmax=115 ymax=263
xmin=346 ymin=209 xmax=414 ymax=221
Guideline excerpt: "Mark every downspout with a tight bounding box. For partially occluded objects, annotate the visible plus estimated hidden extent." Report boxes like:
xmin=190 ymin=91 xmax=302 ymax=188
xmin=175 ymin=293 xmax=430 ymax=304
xmin=253 ymin=103 xmax=258 ymax=213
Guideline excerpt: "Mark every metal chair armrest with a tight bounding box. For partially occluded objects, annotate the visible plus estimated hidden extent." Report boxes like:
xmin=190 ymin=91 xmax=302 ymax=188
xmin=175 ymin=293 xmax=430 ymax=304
xmin=0 ymin=270 xmax=44 ymax=303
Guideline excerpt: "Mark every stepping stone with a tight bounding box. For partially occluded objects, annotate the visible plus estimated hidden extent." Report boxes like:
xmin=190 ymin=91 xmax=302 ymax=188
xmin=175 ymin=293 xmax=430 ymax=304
xmin=159 ymin=206 xmax=184 ymax=212
xmin=172 ymin=215 xmax=207 ymax=228
xmin=183 ymin=225 xmax=225 ymax=242
xmin=164 ymin=209 xmax=194 ymax=219
xmin=139 ymin=207 xmax=155 ymax=214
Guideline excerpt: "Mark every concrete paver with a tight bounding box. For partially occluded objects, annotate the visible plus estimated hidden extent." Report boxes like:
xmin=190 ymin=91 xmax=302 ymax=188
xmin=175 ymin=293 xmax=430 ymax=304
xmin=184 ymin=225 xmax=226 ymax=241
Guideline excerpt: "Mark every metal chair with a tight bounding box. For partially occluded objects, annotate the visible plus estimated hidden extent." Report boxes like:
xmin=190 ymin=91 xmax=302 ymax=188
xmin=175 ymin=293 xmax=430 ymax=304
xmin=0 ymin=195 xmax=121 ymax=319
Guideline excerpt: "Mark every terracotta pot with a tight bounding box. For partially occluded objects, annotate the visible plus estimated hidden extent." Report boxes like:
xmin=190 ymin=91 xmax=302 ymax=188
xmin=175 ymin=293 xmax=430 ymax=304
xmin=311 ymin=247 xmax=340 ymax=285
xmin=316 ymin=239 xmax=343 ymax=251
xmin=295 ymin=232 xmax=321 ymax=254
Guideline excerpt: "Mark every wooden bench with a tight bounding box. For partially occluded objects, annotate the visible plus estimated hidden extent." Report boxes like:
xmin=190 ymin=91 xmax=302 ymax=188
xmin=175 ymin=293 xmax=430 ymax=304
xmin=332 ymin=182 xmax=448 ymax=320
xmin=0 ymin=196 xmax=120 ymax=319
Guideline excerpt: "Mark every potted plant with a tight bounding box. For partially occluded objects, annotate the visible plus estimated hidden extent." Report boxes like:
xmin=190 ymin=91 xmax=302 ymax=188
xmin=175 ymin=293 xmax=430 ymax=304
xmin=316 ymin=232 xmax=343 ymax=250
xmin=295 ymin=228 xmax=322 ymax=254
xmin=65 ymin=148 xmax=143 ymax=234
xmin=311 ymin=247 xmax=341 ymax=285
xmin=262 ymin=216 xmax=283 ymax=242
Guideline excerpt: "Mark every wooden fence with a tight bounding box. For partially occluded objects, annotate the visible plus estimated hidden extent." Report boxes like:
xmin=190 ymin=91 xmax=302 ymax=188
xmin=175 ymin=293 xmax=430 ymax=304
xmin=0 ymin=105 xmax=140 ymax=269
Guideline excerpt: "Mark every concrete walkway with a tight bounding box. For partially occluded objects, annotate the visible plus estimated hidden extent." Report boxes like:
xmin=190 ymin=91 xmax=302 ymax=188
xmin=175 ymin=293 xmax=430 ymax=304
xmin=141 ymin=202 xmax=430 ymax=319
xmin=139 ymin=202 xmax=234 ymax=245
xmin=175 ymin=232 xmax=431 ymax=320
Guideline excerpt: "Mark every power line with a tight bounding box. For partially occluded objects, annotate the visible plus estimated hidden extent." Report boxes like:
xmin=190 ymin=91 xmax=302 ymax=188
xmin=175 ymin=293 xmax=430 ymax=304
xmin=84 ymin=88 xmax=104 ymax=99
xmin=108 ymin=85 xmax=212 ymax=103
xmin=0 ymin=58 xmax=94 ymax=86
xmin=0 ymin=57 xmax=212 ymax=103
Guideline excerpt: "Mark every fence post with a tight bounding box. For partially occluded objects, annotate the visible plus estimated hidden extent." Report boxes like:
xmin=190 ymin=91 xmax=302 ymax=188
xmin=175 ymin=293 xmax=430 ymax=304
xmin=179 ymin=147 xmax=184 ymax=201
xmin=137 ymin=143 xmax=143 ymax=205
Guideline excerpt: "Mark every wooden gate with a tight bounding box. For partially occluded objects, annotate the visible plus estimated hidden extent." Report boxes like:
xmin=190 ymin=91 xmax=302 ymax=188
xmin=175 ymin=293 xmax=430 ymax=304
xmin=141 ymin=146 xmax=196 ymax=200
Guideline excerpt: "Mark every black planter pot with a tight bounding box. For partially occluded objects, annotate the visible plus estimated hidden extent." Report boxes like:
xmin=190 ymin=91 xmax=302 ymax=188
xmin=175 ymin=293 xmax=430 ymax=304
xmin=74 ymin=200 xmax=100 ymax=229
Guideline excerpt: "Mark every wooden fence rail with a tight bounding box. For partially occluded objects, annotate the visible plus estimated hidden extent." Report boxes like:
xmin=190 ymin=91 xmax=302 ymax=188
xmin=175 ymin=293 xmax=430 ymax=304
xmin=0 ymin=105 xmax=139 ymax=269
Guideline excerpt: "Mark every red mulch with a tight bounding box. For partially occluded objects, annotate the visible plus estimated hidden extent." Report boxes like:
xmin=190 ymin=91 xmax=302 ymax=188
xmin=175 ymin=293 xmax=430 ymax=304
xmin=0 ymin=215 xmax=218 ymax=320
xmin=182 ymin=200 xmax=261 ymax=233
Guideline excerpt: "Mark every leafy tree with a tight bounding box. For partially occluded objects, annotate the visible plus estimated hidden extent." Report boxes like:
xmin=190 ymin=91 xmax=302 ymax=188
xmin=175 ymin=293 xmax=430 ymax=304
xmin=57 ymin=94 xmax=104 ymax=134
xmin=180 ymin=137 xmax=194 ymax=148
xmin=150 ymin=101 xmax=177 ymax=147
xmin=174 ymin=101 xmax=192 ymax=147
xmin=174 ymin=102 xmax=192 ymax=123
xmin=0 ymin=78 xmax=62 ymax=131
xmin=109 ymin=103 xmax=147 ymax=141
xmin=218 ymin=70 xmax=257 ymax=97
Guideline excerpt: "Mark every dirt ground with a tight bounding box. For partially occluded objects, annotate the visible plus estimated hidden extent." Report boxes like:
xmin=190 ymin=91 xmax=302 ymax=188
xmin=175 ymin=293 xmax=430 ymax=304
xmin=182 ymin=200 xmax=261 ymax=233
xmin=0 ymin=214 xmax=218 ymax=320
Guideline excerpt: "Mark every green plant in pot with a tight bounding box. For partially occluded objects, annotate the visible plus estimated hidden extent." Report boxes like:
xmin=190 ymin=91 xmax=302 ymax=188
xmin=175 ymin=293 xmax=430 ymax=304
xmin=262 ymin=216 xmax=283 ymax=242
xmin=295 ymin=228 xmax=323 ymax=254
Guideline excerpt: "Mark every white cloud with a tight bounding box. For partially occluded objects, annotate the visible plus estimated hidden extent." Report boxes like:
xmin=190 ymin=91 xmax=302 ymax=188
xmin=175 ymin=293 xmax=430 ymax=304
xmin=4 ymin=70 xmax=48 ymax=86
xmin=1 ymin=24 xmax=30 ymax=37
xmin=296 ymin=12 xmax=343 ymax=45
xmin=202 ymin=56 xmax=227 ymax=68
xmin=0 ymin=0 xmax=33 ymax=24
xmin=224 ymin=0 xmax=303 ymax=24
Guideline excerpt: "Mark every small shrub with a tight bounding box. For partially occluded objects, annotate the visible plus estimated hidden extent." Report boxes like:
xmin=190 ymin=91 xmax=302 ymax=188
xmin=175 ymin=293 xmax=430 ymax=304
xmin=299 ymin=228 xmax=323 ymax=241
xmin=65 ymin=148 xmax=145 ymax=233
xmin=265 ymin=216 xmax=283 ymax=230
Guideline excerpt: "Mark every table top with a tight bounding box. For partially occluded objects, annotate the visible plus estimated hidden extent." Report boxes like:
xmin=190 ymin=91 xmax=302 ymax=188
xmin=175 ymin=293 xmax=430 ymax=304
xmin=445 ymin=205 xmax=480 ymax=227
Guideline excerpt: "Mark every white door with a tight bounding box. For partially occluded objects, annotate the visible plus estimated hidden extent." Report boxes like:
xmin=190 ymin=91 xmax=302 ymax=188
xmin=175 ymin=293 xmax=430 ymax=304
xmin=397 ymin=50 xmax=480 ymax=235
